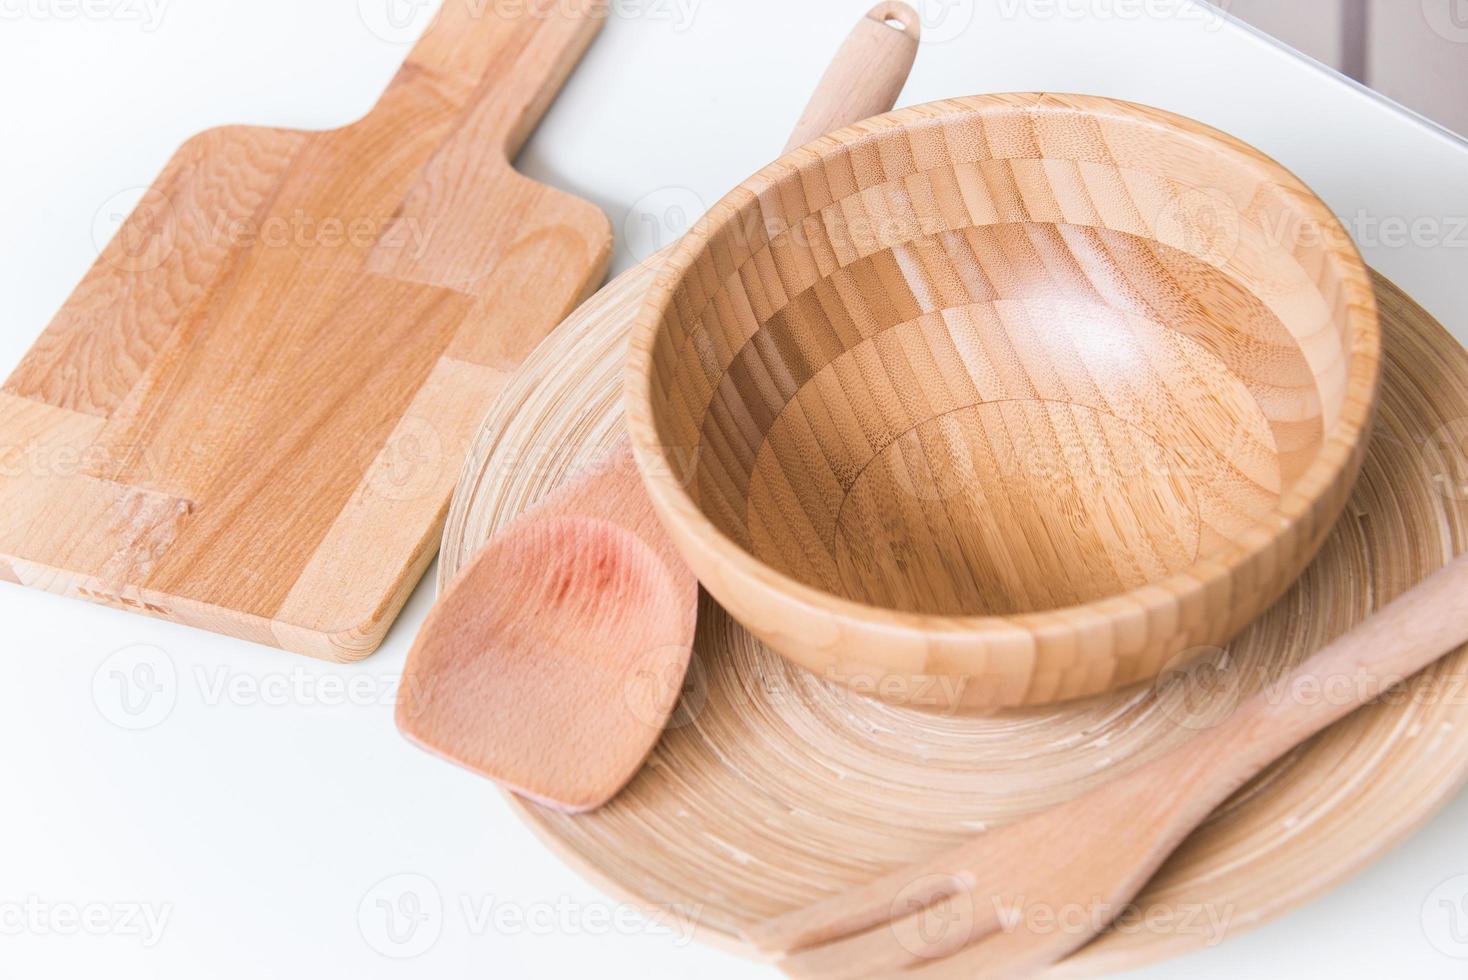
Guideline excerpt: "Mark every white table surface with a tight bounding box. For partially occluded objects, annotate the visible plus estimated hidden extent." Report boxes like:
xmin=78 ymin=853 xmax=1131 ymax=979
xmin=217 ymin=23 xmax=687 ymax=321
xmin=2 ymin=1 xmax=1466 ymax=977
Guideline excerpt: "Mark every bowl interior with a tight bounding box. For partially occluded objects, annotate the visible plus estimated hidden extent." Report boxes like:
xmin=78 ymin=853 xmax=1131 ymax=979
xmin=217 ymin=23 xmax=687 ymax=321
xmin=641 ymin=96 xmax=1369 ymax=619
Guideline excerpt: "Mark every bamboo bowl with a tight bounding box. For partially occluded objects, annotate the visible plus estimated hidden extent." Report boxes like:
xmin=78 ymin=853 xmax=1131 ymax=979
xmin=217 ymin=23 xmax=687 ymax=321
xmin=625 ymin=94 xmax=1381 ymax=710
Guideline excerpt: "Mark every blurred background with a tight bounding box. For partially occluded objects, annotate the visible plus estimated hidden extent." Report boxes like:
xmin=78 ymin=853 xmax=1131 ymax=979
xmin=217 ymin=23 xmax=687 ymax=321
xmin=1209 ymin=0 xmax=1468 ymax=137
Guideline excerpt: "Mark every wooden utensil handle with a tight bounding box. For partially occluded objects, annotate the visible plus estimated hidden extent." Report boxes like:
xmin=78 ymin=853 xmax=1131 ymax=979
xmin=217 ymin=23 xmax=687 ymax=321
xmin=1165 ymin=552 xmax=1468 ymax=806
xmin=1221 ymin=551 xmax=1468 ymax=761
xmin=631 ymin=4 xmax=920 ymax=270
xmin=784 ymin=3 xmax=921 ymax=153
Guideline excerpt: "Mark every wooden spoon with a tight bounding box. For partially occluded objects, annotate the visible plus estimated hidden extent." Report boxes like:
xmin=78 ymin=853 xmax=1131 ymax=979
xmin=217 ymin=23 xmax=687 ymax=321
xmin=397 ymin=4 xmax=923 ymax=814
xmin=745 ymin=551 xmax=1468 ymax=978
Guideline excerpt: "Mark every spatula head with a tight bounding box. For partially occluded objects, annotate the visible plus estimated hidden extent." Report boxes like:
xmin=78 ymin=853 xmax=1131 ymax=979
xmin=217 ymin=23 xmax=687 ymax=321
xmin=397 ymin=514 xmax=697 ymax=813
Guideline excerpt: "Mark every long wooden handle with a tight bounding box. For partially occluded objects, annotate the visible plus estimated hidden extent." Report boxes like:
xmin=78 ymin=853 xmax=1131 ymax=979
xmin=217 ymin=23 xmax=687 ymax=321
xmin=626 ymin=2 xmax=920 ymax=286
xmin=1149 ymin=551 xmax=1468 ymax=816
xmin=784 ymin=3 xmax=922 ymax=153
xmin=1216 ymin=551 xmax=1468 ymax=765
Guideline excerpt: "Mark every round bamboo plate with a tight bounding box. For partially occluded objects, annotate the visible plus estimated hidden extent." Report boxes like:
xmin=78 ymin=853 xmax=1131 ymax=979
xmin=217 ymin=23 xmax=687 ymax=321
xmin=439 ymin=271 xmax=1468 ymax=975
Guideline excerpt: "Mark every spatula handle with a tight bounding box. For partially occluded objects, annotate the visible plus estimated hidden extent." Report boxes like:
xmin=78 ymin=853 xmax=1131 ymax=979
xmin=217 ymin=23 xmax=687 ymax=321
xmin=784 ymin=3 xmax=922 ymax=153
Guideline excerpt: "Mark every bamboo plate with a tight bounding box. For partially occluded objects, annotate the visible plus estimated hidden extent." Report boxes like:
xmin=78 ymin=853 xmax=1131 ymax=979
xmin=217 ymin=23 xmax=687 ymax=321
xmin=439 ymin=271 xmax=1468 ymax=975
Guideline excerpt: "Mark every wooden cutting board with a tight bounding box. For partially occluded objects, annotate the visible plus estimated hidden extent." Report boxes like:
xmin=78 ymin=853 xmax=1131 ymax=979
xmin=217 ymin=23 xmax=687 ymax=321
xmin=0 ymin=0 xmax=613 ymax=660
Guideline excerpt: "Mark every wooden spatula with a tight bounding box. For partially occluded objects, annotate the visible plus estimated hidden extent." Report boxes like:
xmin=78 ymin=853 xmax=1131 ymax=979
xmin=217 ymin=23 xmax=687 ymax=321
xmin=745 ymin=551 xmax=1468 ymax=979
xmin=396 ymin=3 xmax=923 ymax=814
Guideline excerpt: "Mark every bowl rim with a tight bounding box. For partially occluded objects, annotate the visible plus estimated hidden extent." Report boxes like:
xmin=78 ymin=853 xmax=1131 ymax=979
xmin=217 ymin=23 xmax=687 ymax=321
xmin=624 ymin=92 xmax=1383 ymax=645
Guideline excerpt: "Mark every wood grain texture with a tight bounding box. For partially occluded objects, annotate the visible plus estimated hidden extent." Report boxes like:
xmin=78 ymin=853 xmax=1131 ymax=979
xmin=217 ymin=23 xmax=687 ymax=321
xmin=783 ymin=3 xmax=921 ymax=156
xmin=441 ymin=269 xmax=1468 ymax=975
xmin=398 ymin=3 xmax=919 ymax=811
xmin=626 ymin=94 xmax=1381 ymax=709
xmin=0 ymin=0 xmax=613 ymax=659
xmin=747 ymin=553 xmax=1468 ymax=978
xmin=400 ymin=442 xmax=698 ymax=813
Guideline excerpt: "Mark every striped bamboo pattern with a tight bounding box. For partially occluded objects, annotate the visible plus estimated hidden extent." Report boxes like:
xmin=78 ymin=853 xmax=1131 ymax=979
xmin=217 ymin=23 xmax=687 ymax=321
xmin=627 ymin=94 xmax=1381 ymax=709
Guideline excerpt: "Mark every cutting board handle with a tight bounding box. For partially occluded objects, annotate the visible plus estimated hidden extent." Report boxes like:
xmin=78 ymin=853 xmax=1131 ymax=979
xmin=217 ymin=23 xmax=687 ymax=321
xmin=390 ymin=0 xmax=610 ymax=158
